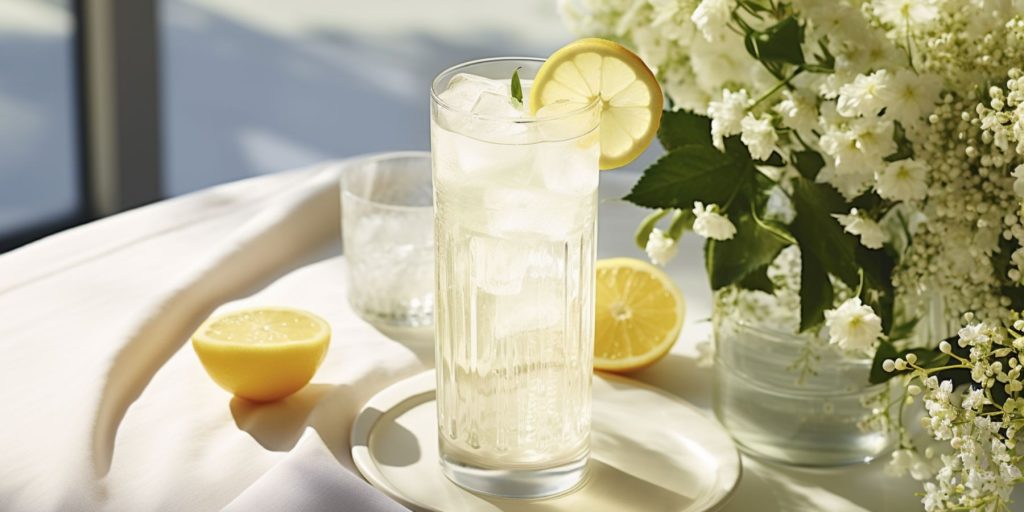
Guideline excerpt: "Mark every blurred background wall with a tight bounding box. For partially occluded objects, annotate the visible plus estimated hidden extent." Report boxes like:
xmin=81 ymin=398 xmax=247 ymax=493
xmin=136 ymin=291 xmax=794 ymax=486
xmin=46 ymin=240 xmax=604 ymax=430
xmin=0 ymin=0 xmax=572 ymax=251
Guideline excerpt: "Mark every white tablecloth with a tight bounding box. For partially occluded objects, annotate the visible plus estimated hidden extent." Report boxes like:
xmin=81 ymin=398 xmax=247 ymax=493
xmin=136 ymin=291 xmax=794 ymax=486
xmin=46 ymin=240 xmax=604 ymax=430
xmin=0 ymin=158 xmax=935 ymax=511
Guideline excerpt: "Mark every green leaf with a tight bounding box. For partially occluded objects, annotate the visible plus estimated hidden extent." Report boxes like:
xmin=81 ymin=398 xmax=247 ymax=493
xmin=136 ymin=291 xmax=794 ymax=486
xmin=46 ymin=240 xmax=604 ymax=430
xmin=798 ymin=248 xmax=833 ymax=332
xmin=635 ymin=209 xmax=670 ymax=249
xmin=706 ymin=210 xmax=789 ymax=290
xmin=856 ymin=244 xmax=895 ymax=334
xmin=813 ymin=39 xmax=835 ymax=72
xmin=869 ymin=338 xmax=954 ymax=385
xmin=667 ymin=209 xmax=696 ymax=238
xmin=659 ymin=110 xmax=712 ymax=151
xmin=790 ymin=178 xmax=860 ymax=287
xmin=625 ymin=145 xmax=753 ymax=209
xmin=869 ymin=340 xmax=899 ymax=384
xmin=510 ymin=67 xmax=523 ymax=104
xmin=756 ymin=151 xmax=785 ymax=167
xmin=789 ymin=177 xmax=860 ymax=331
xmin=850 ymin=191 xmax=883 ymax=212
xmin=1002 ymin=285 xmax=1024 ymax=311
xmin=745 ymin=16 xmax=805 ymax=66
xmin=723 ymin=135 xmax=752 ymax=161
xmin=792 ymin=150 xmax=825 ymax=181
xmin=737 ymin=264 xmax=774 ymax=293
xmin=888 ymin=317 xmax=921 ymax=342
xmin=884 ymin=121 xmax=914 ymax=162
xmin=932 ymin=337 xmax=974 ymax=390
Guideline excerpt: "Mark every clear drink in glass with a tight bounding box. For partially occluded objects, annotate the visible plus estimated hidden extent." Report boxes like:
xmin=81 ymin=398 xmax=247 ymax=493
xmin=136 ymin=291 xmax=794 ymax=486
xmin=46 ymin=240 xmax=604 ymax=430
xmin=430 ymin=58 xmax=601 ymax=498
xmin=341 ymin=153 xmax=434 ymax=327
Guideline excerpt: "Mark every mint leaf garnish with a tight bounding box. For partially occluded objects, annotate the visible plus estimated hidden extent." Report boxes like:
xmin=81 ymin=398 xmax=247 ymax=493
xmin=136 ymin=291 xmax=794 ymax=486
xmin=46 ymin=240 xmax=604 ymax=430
xmin=511 ymin=67 xmax=523 ymax=104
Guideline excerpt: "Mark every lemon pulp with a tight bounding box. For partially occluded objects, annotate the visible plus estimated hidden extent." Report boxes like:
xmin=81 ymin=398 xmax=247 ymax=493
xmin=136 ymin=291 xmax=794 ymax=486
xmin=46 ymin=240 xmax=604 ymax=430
xmin=530 ymin=38 xmax=663 ymax=169
xmin=594 ymin=258 xmax=685 ymax=372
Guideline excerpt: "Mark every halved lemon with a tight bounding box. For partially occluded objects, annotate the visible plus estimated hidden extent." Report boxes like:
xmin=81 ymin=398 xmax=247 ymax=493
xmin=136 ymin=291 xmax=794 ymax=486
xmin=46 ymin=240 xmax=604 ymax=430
xmin=192 ymin=307 xmax=331 ymax=402
xmin=594 ymin=258 xmax=685 ymax=372
xmin=530 ymin=38 xmax=663 ymax=170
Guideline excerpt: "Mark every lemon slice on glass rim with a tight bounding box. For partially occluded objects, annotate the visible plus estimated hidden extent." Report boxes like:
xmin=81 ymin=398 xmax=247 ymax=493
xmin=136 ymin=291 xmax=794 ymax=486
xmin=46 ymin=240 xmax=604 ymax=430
xmin=530 ymin=38 xmax=663 ymax=170
xmin=594 ymin=258 xmax=685 ymax=372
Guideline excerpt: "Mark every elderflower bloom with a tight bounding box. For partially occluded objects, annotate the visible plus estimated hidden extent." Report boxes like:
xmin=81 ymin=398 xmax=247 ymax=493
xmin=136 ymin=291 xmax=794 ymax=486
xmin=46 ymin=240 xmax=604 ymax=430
xmin=875 ymin=0 xmax=939 ymax=28
xmin=876 ymin=158 xmax=929 ymax=202
xmin=707 ymin=89 xmax=751 ymax=150
xmin=1013 ymin=164 xmax=1024 ymax=198
xmin=887 ymin=448 xmax=935 ymax=480
xmin=824 ymin=297 xmax=883 ymax=353
xmin=692 ymin=202 xmax=736 ymax=240
xmin=837 ymin=70 xmax=893 ymax=118
xmin=644 ymin=228 xmax=678 ymax=266
xmin=740 ymin=113 xmax=778 ymax=160
xmin=833 ymin=208 xmax=888 ymax=249
xmin=774 ymin=89 xmax=818 ymax=136
xmin=691 ymin=0 xmax=732 ymax=42
xmin=885 ymin=70 xmax=942 ymax=127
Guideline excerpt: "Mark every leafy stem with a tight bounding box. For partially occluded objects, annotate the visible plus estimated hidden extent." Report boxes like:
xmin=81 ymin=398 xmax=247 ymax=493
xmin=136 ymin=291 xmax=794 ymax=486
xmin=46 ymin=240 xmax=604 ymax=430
xmin=751 ymin=67 xmax=804 ymax=109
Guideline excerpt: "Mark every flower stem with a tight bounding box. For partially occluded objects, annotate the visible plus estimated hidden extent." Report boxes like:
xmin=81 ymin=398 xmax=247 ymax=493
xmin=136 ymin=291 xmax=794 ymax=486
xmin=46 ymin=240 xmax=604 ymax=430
xmin=751 ymin=68 xmax=804 ymax=110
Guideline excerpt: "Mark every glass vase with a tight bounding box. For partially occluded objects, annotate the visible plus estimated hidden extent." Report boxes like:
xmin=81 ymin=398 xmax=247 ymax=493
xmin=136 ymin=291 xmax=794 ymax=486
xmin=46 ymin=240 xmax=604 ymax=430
xmin=711 ymin=294 xmax=898 ymax=466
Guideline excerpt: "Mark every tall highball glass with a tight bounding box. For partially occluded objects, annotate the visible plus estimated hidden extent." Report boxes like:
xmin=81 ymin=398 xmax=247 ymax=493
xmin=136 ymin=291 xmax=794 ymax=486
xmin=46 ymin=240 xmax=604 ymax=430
xmin=430 ymin=58 xmax=601 ymax=498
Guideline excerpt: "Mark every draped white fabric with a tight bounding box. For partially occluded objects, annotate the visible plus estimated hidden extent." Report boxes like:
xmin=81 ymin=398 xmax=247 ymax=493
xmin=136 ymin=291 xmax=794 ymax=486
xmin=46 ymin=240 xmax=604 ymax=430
xmin=0 ymin=158 xmax=936 ymax=511
xmin=0 ymin=162 xmax=419 ymax=511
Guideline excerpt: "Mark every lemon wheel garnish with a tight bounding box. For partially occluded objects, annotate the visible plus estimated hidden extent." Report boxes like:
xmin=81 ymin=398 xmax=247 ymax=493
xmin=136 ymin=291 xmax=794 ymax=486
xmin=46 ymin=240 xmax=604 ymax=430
xmin=192 ymin=307 xmax=331 ymax=402
xmin=594 ymin=258 xmax=685 ymax=372
xmin=530 ymin=38 xmax=663 ymax=170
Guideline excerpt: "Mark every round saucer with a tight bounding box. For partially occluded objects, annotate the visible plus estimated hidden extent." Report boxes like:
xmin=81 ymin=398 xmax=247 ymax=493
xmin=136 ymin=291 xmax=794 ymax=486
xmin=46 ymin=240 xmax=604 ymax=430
xmin=351 ymin=370 xmax=741 ymax=512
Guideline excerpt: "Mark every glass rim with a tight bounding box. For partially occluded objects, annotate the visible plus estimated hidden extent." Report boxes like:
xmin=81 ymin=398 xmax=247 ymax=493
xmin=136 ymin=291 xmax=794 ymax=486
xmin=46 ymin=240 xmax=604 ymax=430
xmin=727 ymin=318 xmax=874 ymax=365
xmin=339 ymin=151 xmax=433 ymax=211
xmin=430 ymin=57 xmax=601 ymax=123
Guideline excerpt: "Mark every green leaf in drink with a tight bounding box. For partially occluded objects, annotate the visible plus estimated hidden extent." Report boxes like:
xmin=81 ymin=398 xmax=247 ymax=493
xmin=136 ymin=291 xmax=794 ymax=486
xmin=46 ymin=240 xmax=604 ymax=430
xmin=511 ymin=67 xmax=523 ymax=105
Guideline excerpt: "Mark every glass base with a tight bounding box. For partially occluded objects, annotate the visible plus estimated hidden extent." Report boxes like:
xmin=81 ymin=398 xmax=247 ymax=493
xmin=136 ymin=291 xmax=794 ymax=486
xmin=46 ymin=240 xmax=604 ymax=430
xmin=351 ymin=305 xmax=432 ymax=328
xmin=729 ymin=428 xmax=894 ymax=467
xmin=440 ymin=453 xmax=589 ymax=499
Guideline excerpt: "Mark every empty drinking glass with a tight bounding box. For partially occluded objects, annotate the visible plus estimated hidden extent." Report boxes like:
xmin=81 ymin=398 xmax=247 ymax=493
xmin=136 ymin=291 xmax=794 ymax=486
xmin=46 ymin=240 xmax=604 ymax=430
xmin=341 ymin=152 xmax=434 ymax=327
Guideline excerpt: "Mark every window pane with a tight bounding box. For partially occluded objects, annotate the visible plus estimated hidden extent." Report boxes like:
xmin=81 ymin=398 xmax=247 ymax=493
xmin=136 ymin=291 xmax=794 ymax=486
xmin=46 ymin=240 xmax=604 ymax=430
xmin=0 ymin=0 xmax=81 ymax=238
xmin=160 ymin=0 xmax=568 ymax=196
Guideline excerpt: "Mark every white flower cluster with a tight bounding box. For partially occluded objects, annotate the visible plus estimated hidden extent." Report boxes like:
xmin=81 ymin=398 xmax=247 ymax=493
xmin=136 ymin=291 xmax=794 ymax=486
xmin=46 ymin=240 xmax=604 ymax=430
xmin=825 ymin=297 xmax=883 ymax=354
xmin=564 ymin=0 xmax=1024 ymax=506
xmin=883 ymin=319 xmax=1024 ymax=511
xmin=564 ymin=0 xmax=1024 ymax=336
xmin=642 ymin=201 xmax=736 ymax=267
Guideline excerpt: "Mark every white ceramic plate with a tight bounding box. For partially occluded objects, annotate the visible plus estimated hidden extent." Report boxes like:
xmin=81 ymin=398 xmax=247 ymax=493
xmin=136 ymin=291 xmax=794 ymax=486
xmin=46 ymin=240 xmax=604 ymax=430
xmin=351 ymin=370 xmax=741 ymax=512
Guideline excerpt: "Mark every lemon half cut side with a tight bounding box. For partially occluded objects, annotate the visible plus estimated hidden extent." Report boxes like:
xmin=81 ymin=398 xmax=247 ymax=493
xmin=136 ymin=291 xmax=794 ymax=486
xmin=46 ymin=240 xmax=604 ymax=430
xmin=594 ymin=258 xmax=685 ymax=372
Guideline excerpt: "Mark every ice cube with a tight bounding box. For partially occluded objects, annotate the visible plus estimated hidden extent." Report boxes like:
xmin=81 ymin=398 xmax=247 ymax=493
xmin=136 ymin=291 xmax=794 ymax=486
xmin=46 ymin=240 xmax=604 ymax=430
xmin=472 ymin=91 xmax=526 ymax=119
xmin=470 ymin=235 xmax=530 ymax=295
xmin=482 ymin=187 xmax=547 ymax=235
xmin=436 ymin=74 xmax=533 ymax=145
xmin=537 ymin=136 xmax=600 ymax=197
xmin=490 ymin=284 xmax=564 ymax=340
xmin=437 ymin=73 xmax=505 ymax=113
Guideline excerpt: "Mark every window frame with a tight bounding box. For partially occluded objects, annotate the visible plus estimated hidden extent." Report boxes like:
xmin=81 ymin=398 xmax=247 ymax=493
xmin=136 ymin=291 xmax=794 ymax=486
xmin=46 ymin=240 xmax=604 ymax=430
xmin=0 ymin=0 xmax=96 ymax=253
xmin=1 ymin=0 xmax=163 ymax=253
